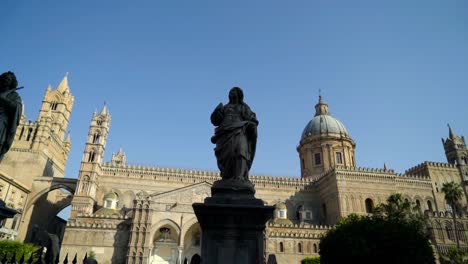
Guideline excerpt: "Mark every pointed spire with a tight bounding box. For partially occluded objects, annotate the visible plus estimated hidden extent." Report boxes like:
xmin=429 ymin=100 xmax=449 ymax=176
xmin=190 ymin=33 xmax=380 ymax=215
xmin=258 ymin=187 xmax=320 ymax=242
xmin=56 ymin=72 xmax=70 ymax=93
xmin=46 ymin=84 xmax=52 ymax=92
xmin=118 ymin=147 xmax=123 ymax=155
xmin=100 ymin=102 xmax=108 ymax=116
xmin=65 ymin=132 xmax=71 ymax=143
xmin=384 ymin=163 xmax=388 ymax=171
xmin=448 ymin=124 xmax=455 ymax=139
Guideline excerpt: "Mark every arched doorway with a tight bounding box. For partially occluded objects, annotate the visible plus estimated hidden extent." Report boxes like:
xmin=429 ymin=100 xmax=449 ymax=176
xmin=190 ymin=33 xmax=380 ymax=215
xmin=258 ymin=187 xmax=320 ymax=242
xmin=150 ymin=225 xmax=179 ymax=264
xmin=182 ymin=222 xmax=201 ymax=263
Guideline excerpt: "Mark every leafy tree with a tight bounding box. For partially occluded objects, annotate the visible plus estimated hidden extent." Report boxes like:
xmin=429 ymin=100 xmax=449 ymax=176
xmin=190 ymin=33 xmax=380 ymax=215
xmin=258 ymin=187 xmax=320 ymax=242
xmin=88 ymin=250 xmax=97 ymax=259
xmin=301 ymin=256 xmax=320 ymax=263
xmin=0 ymin=240 xmax=38 ymax=262
xmin=373 ymin=193 xmax=428 ymax=234
xmin=319 ymin=194 xmax=436 ymax=264
xmin=442 ymin=181 xmax=464 ymax=249
xmin=439 ymin=247 xmax=468 ymax=264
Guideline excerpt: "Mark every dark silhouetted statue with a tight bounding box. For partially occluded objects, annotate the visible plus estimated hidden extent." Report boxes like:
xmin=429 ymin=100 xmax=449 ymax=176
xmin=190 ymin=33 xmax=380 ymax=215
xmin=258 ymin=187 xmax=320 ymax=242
xmin=0 ymin=71 xmax=22 ymax=161
xmin=210 ymin=87 xmax=258 ymax=186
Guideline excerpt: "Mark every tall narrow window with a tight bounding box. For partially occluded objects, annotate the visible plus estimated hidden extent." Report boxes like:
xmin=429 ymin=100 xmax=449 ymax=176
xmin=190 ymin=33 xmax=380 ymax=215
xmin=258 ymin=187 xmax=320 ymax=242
xmin=26 ymin=128 xmax=33 ymax=141
xmin=93 ymin=133 xmax=100 ymax=144
xmin=336 ymin=152 xmax=343 ymax=164
xmin=313 ymin=244 xmax=318 ymax=253
xmin=298 ymin=243 xmax=302 ymax=253
xmin=11 ymin=214 xmax=20 ymax=230
xmin=416 ymin=200 xmax=421 ymax=212
xmin=279 ymin=242 xmax=284 ymax=252
xmin=427 ymin=200 xmax=433 ymax=212
xmin=88 ymin=151 xmax=96 ymax=162
xmin=314 ymin=153 xmax=321 ymax=165
xmin=365 ymin=198 xmax=374 ymax=213
xmin=301 ymin=158 xmax=305 ymax=170
xmin=50 ymin=102 xmax=58 ymax=110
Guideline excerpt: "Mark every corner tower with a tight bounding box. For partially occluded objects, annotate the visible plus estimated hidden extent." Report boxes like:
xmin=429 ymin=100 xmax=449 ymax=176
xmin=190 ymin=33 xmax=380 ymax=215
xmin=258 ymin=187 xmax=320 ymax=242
xmin=442 ymin=125 xmax=468 ymax=184
xmin=37 ymin=73 xmax=74 ymax=141
xmin=71 ymin=104 xmax=111 ymax=217
xmin=297 ymin=96 xmax=356 ymax=179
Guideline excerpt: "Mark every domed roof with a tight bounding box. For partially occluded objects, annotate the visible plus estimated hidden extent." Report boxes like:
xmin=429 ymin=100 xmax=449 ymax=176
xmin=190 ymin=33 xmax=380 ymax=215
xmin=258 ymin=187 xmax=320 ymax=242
xmin=104 ymin=192 xmax=118 ymax=200
xmin=275 ymin=202 xmax=287 ymax=210
xmin=301 ymin=96 xmax=349 ymax=140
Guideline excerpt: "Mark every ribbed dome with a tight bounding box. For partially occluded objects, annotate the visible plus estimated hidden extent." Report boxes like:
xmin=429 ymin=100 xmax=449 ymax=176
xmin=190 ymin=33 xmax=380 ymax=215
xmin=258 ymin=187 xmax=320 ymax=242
xmin=301 ymin=96 xmax=349 ymax=140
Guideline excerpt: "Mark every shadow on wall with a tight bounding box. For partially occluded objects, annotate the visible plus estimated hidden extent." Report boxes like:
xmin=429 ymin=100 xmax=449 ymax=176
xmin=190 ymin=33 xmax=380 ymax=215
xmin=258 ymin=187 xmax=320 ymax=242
xmin=42 ymin=158 xmax=55 ymax=177
xmin=111 ymin=220 xmax=131 ymax=264
xmin=25 ymin=195 xmax=67 ymax=243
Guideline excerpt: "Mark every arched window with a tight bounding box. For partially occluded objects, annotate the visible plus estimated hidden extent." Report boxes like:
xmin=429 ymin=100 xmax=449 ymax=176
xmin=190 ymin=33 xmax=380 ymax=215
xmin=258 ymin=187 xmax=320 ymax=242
xmin=279 ymin=242 xmax=284 ymax=253
xmin=298 ymin=242 xmax=302 ymax=253
xmin=104 ymin=192 xmax=119 ymax=209
xmin=415 ymin=200 xmax=421 ymax=212
xmin=11 ymin=214 xmax=20 ymax=230
xmin=26 ymin=128 xmax=33 ymax=141
xmin=427 ymin=200 xmax=433 ymax=212
xmin=313 ymin=244 xmax=318 ymax=253
xmin=365 ymin=198 xmax=374 ymax=213
xmin=88 ymin=151 xmax=96 ymax=162
xmin=93 ymin=133 xmax=100 ymax=144
xmin=446 ymin=222 xmax=454 ymax=241
xmin=50 ymin=102 xmax=58 ymax=110
xmin=457 ymin=222 xmax=467 ymax=243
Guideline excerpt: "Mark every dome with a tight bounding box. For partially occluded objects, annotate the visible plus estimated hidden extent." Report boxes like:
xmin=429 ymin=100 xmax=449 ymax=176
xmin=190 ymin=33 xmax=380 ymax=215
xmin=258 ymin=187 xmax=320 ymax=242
xmin=301 ymin=96 xmax=349 ymax=140
xmin=275 ymin=202 xmax=287 ymax=210
xmin=104 ymin=192 xmax=118 ymax=200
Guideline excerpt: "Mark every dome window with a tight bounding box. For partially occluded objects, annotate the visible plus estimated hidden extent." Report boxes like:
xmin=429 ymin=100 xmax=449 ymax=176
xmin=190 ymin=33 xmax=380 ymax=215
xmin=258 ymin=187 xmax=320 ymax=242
xmin=336 ymin=152 xmax=343 ymax=164
xmin=314 ymin=153 xmax=322 ymax=165
xmin=103 ymin=192 xmax=119 ymax=209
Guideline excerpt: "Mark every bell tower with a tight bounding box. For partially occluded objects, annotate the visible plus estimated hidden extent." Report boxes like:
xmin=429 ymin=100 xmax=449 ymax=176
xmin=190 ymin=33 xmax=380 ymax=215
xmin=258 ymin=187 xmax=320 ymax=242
xmin=71 ymin=104 xmax=111 ymax=217
xmin=37 ymin=72 xmax=74 ymax=141
xmin=442 ymin=125 xmax=468 ymax=193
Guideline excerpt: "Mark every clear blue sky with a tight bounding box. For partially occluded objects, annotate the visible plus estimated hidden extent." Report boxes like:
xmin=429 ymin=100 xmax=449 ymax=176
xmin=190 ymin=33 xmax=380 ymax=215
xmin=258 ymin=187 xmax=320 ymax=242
xmin=1 ymin=0 xmax=467 ymax=180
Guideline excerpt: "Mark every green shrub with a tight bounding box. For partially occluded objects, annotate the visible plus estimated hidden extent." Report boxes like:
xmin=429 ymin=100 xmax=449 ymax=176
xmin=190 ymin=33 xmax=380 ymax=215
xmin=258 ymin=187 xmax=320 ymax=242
xmin=440 ymin=247 xmax=468 ymax=264
xmin=0 ymin=240 xmax=39 ymax=261
xmin=302 ymin=256 xmax=320 ymax=264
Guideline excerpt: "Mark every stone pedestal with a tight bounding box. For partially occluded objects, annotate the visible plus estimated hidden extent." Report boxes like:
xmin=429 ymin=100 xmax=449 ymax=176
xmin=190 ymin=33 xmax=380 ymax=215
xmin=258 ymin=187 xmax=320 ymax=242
xmin=193 ymin=180 xmax=274 ymax=264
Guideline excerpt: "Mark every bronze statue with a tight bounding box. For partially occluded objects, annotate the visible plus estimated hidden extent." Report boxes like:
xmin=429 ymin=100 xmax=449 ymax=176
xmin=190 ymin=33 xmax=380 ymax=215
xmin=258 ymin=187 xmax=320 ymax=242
xmin=0 ymin=71 xmax=22 ymax=161
xmin=210 ymin=87 xmax=258 ymax=182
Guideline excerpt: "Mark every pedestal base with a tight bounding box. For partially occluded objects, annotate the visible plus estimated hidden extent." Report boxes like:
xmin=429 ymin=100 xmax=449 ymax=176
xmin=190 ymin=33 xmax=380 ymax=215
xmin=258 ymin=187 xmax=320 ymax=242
xmin=193 ymin=199 xmax=274 ymax=264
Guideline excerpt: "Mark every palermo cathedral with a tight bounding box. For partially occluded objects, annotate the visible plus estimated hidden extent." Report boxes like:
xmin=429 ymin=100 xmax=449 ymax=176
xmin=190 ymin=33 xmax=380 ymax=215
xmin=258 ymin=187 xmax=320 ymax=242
xmin=0 ymin=74 xmax=467 ymax=264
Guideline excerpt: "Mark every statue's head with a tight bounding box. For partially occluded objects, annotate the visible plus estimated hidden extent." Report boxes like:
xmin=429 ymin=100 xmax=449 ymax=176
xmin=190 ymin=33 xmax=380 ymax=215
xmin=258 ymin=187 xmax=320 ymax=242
xmin=229 ymin=87 xmax=244 ymax=104
xmin=0 ymin=71 xmax=18 ymax=93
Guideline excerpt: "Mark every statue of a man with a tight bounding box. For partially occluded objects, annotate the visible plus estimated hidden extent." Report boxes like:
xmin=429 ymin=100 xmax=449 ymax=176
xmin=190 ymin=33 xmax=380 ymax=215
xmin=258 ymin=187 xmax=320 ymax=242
xmin=0 ymin=71 xmax=22 ymax=161
xmin=210 ymin=87 xmax=258 ymax=182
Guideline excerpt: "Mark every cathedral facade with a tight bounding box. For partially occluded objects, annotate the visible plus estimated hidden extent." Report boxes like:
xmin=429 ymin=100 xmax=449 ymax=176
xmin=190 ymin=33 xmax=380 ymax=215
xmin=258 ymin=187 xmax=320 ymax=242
xmin=0 ymin=75 xmax=467 ymax=264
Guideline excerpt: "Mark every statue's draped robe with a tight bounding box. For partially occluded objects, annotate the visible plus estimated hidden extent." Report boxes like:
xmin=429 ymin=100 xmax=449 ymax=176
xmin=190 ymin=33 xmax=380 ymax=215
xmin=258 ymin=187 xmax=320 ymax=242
xmin=0 ymin=90 xmax=22 ymax=160
xmin=211 ymin=103 xmax=257 ymax=181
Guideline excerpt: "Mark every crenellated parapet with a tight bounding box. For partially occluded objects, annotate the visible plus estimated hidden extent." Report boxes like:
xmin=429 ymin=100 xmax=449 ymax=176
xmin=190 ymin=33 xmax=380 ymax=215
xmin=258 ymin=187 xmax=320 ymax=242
xmin=405 ymin=161 xmax=457 ymax=176
xmin=101 ymin=162 xmax=316 ymax=190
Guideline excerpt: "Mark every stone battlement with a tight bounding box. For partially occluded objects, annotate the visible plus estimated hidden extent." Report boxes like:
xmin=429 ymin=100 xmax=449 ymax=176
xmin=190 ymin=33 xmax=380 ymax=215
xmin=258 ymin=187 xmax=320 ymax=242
xmin=101 ymin=162 xmax=315 ymax=189
xmin=405 ymin=161 xmax=456 ymax=175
